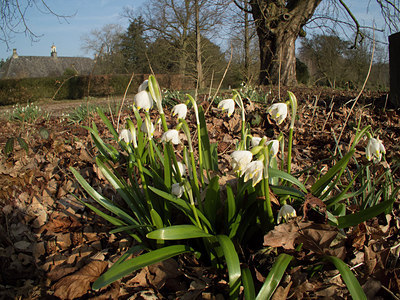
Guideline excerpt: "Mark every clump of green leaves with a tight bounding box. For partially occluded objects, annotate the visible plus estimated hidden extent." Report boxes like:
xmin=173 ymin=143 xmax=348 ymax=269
xmin=70 ymin=76 xmax=393 ymax=299
xmin=66 ymin=102 xmax=99 ymax=124
xmin=6 ymin=103 xmax=50 ymax=123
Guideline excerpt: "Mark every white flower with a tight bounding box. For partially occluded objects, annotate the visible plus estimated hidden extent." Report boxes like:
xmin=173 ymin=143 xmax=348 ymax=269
xmin=134 ymin=90 xmax=153 ymax=111
xmin=138 ymin=80 xmax=148 ymax=92
xmin=171 ymin=183 xmax=184 ymax=198
xmin=171 ymin=103 xmax=187 ymax=119
xmin=267 ymin=103 xmax=288 ymax=125
xmin=243 ymin=160 xmax=264 ymax=187
xmin=266 ymin=140 xmax=279 ymax=158
xmin=277 ymin=204 xmax=297 ymax=224
xmin=141 ymin=118 xmax=155 ymax=137
xmin=218 ymin=99 xmax=235 ymax=117
xmin=173 ymin=161 xmax=186 ymax=177
xmin=366 ymin=137 xmax=385 ymax=162
xmin=119 ymin=129 xmax=135 ymax=144
xmin=231 ymin=150 xmax=253 ymax=176
xmin=251 ymin=136 xmax=263 ymax=148
xmin=161 ymin=129 xmax=181 ymax=145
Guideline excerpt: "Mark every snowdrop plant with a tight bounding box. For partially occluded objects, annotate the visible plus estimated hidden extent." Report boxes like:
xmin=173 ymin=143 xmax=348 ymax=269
xmin=70 ymin=76 xmax=390 ymax=300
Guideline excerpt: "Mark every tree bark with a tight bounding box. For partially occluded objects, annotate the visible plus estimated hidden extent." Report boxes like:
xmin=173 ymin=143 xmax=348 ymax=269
xmin=389 ymin=32 xmax=400 ymax=108
xmin=195 ymin=0 xmax=205 ymax=89
xmin=249 ymin=0 xmax=321 ymax=86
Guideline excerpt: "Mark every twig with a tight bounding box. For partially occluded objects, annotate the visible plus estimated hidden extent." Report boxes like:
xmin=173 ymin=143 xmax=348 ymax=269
xmin=205 ymin=44 xmax=233 ymax=116
xmin=117 ymin=72 xmax=135 ymax=132
xmin=310 ymin=93 xmax=321 ymax=125
xmin=381 ymin=285 xmax=400 ymax=300
xmin=383 ymin=93 xmax=389 ymax=112
xmin=321 ymin=101 xmax=334 ymax=132
xmin=278 ymin=46 xmax=282 ymax=101
xmin=51 ymin=75 xmax=76 ymax=101
xmin=334 ymin=29 xmax=375 ymax=155
xmin=330 ymin=262 xmax=364 ymax=280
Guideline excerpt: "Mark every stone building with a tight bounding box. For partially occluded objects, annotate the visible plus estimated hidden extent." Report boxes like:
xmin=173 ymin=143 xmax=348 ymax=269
xmin=0 ymin=45 xmax=94 ymax=79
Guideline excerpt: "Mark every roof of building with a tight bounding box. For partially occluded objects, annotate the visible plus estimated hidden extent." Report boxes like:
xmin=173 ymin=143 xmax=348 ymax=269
xmin=0 ymin=49 xmax=94 ymax=79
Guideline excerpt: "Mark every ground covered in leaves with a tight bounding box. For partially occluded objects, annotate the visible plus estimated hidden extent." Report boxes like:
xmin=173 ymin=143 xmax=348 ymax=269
xmin=0 ymin=86 xmax=399 ymax=299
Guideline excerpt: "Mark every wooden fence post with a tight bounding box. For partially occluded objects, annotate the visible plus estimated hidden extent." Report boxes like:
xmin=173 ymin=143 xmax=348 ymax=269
xmin=389 ymin=32 xmax=400 ymax=108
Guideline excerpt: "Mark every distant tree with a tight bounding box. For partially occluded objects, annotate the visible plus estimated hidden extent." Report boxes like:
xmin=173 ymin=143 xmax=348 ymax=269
xmin=81 ymin=24 xmax=125 ymax=74
xmin=127 ymin=0 xmax=228 ymax=87
xmin=0 ymin=0 xmax=72 ymax=48
xmin=233 ymin=1 xmax=400 ymax=86
xmin=299 ymin=34 xmax=349 ymax=88
xmin=0 ymin=58 xmax=5 ymax=69
xmin=119 ymin=17 xmax=149 ymax=73
xmin=227 ymin=0 xmax=259 ymax=85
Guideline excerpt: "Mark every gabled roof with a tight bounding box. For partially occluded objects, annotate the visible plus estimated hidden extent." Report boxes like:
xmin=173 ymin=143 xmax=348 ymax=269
xmin=0 ymin=55 xmax=94 ymax=79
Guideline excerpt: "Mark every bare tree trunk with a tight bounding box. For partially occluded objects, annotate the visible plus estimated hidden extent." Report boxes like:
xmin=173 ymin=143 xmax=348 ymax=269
xmin=195 ymin=0 xmax=204 ymax=89
xmin=250 ymin=0 xmax=321 ymax=86
xmin=244 ymin=0 xmax=250 ymax=82
xmin=389 ymin=32 xmax=400 ymax=108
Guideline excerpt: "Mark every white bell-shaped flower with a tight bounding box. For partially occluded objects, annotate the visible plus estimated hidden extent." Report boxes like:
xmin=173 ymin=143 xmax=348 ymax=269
xmin=243 ymin=160 xmax=264 ymax=187
xmin=277 ymin=204 xmax=297 ymax=224
xmin=267 ymin=103 xmax=288 ymax=125
xmin=218 ymin=99 xmax=235 ymax=117
xmin=171 ymin=183 xmax=185 ymax=198
xmin=140 ymin=118 xmax=155 ymax=138
xmin=366 ymin=137 xmax=385 ymax=162
xmin=138 ymin=80 xmax=148 ymax=92
xmin=119 ymin=129 xmax=133 ymax=144
xmin=173 ymin=161 xmax=186 ymax=177
xmin=251 ymin=136 xmax=263 ymax=148
xmin=134 ymin=90 xmax=153 ymax=111
xmin=266 ymin=140 xmax=279 ymax=158
xmin=231 ymin=150 xmax=253 ymax=176
xmin=161 ymin=129 xmax=181 ymax=145
xmin=171 ymin=103 xmax=188 ymax=119
xmin=118 ymin=128 xmax=137 ymax=148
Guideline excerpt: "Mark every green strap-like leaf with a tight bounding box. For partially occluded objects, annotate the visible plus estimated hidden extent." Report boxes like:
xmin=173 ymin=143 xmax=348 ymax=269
xmin=324 ymin=256 xmax=366 ymax=300
xmin=16 ymin=136 xmax=29 ymax=154
xmin=95 ymin=157 xmax=149 ymax=224
xmin=337 ymin=199 xmax=394 ymax=228
xmin=241 ymin=267 xmax=256 ymax=300
xmin=204 ymin=176 xmax=220 ymax=227
xmin=216 ymin=235 xmax=241 ymax=299
xmin=256 ymin=253 xmax=293 ymax=300
xmin=311 ymin=150 xmax=355 ymax=197
xmin=148 ymin=186 xmax=213 ymax=230
xmin=268 ymin=169 xmax=307 ymax=193
xmin=97 ymin=107 xmax=118 ymax=139
xmin=147 ymin=225 xmax=213 ymax=240
xmin=70 ymin=167 xmax=137 ymax=225
xmin=4 ymin=137 xmax=14 ymax=155
xmin=93 ymin=245 xmax=193 ymax=290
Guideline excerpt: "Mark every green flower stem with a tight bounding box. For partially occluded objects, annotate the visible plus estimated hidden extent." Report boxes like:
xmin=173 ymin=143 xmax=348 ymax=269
xmin=233 ymin=90 xmax=246 ymax=150
xmin=287 ymin=127 xmax=294 ymax=174
xmin=184 ymin=181 xmax=203 ymax=231
xmin=186 ymin=94 xmax=205 ymax=185
xmin=134 ymin=151 xmax=156 ymax=226
xmin=143 ymin=112 xmax=155 ymax=164
xmin=262 ymin=148 xmax=274 ymax=229
xmin=180 ymin=119 xmax=203 ymax=212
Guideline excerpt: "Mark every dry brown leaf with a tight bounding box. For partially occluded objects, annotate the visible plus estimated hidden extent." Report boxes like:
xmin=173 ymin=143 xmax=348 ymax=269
xmin=263 ymin=219 xmax=345 ymax=259
xmin=303 ymin=193 xmax=327 ymax=224
xmin=47 ymin=264 xmax=78 ymax=281
xmin=52 ymin=260 xmax=108 ymax=299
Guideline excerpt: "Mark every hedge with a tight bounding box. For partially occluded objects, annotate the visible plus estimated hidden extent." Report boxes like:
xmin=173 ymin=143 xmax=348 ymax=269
xmin=0 ymin=74 xmax=194 ymax=106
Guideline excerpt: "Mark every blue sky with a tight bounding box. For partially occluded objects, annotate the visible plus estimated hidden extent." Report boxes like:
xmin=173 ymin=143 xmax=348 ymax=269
xmin=0 ymin=0 xmax=389 ymax=61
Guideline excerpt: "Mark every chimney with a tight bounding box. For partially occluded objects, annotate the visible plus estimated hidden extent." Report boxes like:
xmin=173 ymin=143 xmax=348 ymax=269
xmin=51 ymin=44 xmax=57 ymax=58
xmin=12 ymin=49 xmax=18 ymax=59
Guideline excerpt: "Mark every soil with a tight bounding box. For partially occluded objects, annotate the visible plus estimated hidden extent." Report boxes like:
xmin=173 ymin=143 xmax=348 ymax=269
xmin=0 ymin=86 xmax=399 ymax=299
